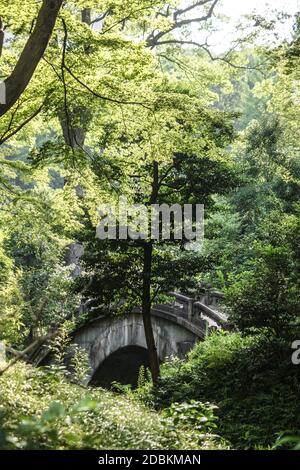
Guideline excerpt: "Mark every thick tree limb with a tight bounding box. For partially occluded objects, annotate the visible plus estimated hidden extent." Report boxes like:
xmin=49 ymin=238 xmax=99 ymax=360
xmin=0 ymin=0 xmax=63 ymax=118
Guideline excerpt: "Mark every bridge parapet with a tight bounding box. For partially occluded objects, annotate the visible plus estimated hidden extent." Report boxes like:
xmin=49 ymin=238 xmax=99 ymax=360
xmin=167 ymin=292 xmax=194 ymax=321
xmin=198 ymin=290 xmax=225 ymax=308
xmin=165 ymin=291 xmax=228 ymax=331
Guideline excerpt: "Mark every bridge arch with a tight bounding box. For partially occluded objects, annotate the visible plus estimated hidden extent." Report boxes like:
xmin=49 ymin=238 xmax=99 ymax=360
xmin=89 ymin=345 xmax=150 ymax=388
xmin=72 ymin=311 xmax=200 ymax=384
xmin=32 ymin=291 xmax=227 ymax=388
xmin=59 ymin=292 xmax=228 ymax=386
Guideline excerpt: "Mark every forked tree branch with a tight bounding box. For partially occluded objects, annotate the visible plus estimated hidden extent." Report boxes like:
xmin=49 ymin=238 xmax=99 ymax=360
xmin=147 ymin=0 xmax=219 ymax=48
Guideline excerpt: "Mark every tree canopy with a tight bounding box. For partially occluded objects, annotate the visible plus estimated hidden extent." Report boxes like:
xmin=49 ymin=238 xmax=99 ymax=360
xmin=0 ymin=0 xmax=299 ymax=453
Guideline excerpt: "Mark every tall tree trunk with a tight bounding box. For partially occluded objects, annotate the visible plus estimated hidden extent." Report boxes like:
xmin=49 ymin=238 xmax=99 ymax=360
xmin=142 ymin=241 xmax=160 ymax=385
xmin=59 ymin=8 xmax=92 ymax=149
xmin=81 ymin=8 xmax=92 ymax=26
xmin=0 ymin=17 xmax=4 ymax=58
xmin=141 ymin=161 xmax=160 ymax=385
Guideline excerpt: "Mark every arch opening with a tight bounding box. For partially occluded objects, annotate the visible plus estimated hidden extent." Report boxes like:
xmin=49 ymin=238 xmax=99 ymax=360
xmin=89 ymin=345 xmax=150 ymax=389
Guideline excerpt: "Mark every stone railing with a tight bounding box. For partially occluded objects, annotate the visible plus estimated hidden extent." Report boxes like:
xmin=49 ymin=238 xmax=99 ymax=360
xmin=198 ymin=290 xmax=225 ymax=308
xmin=160 ymin=291 xmax=228 ymax=331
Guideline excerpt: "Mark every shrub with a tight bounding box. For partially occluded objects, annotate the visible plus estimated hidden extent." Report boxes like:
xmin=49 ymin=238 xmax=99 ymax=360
xmin=0 ymin=363 xmax=220 ymax=450
xmin=144 ymin=331 xmax=300 ymax=449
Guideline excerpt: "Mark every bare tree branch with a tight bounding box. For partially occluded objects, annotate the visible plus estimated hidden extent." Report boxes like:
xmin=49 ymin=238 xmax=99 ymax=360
xmin=0 ymin=328 xmax=59 ymax=376
xmin=0 ymin=311 xmax=77 ymax=375
xmin=156 ymin=39 xmax=265 ymax=71
xmin=174 ymin=0 xmax=214 ymax=19
xmin=146 ymin=0 xmax=219 ymax=49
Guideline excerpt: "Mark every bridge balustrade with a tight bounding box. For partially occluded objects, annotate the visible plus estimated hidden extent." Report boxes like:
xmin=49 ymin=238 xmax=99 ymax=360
xmin=198 ymin=290 xmax=225 ymax=307
xmin=168 ymin=292 xmax=194 ymax=321
xmin=167 ymin=291 xmax=227 ymax=331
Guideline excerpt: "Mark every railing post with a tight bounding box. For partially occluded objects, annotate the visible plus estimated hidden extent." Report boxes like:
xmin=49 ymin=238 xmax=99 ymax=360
xmin=173 ymin=299 xmax=176 ymax=316
xmin=187 ymin=299 xmax=194 ymax=322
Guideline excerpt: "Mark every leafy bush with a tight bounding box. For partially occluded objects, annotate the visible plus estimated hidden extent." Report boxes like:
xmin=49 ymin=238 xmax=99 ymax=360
xmin=160 ymin=401 xmax=222 ymax=449
xmin=162 ymin=401 xmax=218 ymax=433
xmin=225 ymin=213 xmax=300 ymax=336
xmin=144 ymin=331 xmax=300 ymax=449
xmin=274 ymin=435 xmax=300 ymax=450
xmin=0 ymin=363 xmax=221 ymax=450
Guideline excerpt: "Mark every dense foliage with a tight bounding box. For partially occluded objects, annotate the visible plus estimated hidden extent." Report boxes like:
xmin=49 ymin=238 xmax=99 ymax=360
xmin=0 ymin=0 xmax=299 ymax=451
xmin=0 ymin=363 xmax=221 ymax=450
xmin=142 ymin=331 xmax=300 ymax=449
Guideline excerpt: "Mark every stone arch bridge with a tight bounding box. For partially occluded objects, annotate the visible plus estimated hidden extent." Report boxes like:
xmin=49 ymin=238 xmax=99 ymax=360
xmin=70 ymin=292 xmax=227 ymax=384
